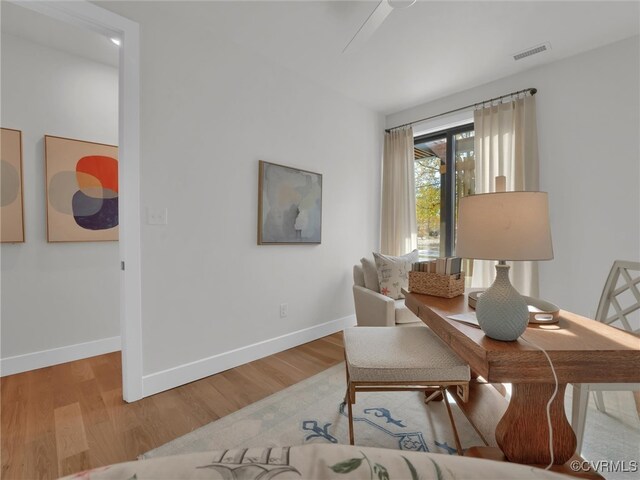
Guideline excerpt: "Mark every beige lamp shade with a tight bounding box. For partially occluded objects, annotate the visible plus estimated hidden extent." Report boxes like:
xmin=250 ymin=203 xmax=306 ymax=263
xmin=456 ymin=191 xmax=553 ymax=261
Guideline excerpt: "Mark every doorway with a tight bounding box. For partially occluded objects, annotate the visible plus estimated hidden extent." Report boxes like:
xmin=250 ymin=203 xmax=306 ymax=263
xmin=3 ymin=0 xmax=142 ymax=401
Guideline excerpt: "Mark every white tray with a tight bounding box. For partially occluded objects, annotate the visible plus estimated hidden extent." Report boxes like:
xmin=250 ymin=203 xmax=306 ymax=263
xmin=468 ymin=291 xmax=560 ymax=324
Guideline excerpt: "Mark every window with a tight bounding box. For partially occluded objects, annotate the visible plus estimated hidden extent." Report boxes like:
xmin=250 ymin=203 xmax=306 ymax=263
xmin=414 ymin=123 xmax=475 ymax=259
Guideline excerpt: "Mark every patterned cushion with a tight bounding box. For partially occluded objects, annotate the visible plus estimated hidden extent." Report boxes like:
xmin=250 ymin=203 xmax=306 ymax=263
xmin=373 ymin=250 xmax=419 ymax=300
xmin=59 ymin=444 xmax=573 ymax=480
xmin=344 ymin=326 xmax=470 ymax=383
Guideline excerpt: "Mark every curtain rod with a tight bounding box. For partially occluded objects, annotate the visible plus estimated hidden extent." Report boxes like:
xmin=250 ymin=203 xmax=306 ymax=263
xmin=385 ymin=87 xmax=537 ymax=133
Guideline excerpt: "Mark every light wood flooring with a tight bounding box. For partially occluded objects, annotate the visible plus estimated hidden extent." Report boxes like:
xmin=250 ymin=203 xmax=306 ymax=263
xmin=1 ymin=333 xmax=345 ymax=479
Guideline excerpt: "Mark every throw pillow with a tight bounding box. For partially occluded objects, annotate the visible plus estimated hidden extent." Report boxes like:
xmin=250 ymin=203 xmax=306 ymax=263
xmin=360 ymin=257 xmax=381 ymax=293
xmin=373 ymin=250 xmax=419 ymax=300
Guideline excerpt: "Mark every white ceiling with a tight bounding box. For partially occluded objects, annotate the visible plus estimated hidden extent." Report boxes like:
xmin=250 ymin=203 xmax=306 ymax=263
xmin=5 ymin=1 xmax=639 ymax=114
xmin=1 ymin=1 xmax=119 ymax=68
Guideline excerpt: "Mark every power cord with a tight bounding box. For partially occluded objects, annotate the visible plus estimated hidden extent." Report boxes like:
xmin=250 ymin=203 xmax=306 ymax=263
xmin=520 ymin=334 xmax=559 ymax=470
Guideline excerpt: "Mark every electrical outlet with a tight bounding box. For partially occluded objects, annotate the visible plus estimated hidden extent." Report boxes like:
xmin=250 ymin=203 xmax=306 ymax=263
xmin=147 ymin=207 xmax=168 ymax=225
xmin=280 ymin=303 xmax=288 ymax=318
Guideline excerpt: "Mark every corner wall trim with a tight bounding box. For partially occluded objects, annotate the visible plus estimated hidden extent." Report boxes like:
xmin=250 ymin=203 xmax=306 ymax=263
xmin=0 ymin=336 xmax=121 ymax=377
xmin=142 ymin=315 xmax=356 ymax=398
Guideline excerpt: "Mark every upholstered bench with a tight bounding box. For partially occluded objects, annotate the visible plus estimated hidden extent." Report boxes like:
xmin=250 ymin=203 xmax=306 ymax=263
xmin=343 ymin=326 xmax=470 ymax=453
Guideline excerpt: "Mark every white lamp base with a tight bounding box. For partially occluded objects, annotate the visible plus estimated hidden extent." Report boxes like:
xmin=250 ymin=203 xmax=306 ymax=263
xmin=476 ymin=263 xmax=528 ymax=341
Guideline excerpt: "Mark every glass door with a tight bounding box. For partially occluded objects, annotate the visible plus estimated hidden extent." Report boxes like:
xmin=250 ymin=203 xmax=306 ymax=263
xmin=414 ymin=124 xmax=474 ymax=260
xmin=414 ymin=135 xmax=446 ymax=258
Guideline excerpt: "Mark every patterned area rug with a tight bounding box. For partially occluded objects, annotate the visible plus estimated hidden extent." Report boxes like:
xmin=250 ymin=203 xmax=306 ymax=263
xmin=564 ymin=387 xmax=640 ymax=480
xmin=142 ymin=363 xmax=483 ymax=458
xmin=143 ymin=363 xmax=640 ymax=479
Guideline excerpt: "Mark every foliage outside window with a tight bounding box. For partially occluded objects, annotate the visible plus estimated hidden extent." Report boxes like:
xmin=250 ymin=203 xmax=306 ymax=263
xmin=415 ymin=154 xmax=441 ymax=257
xmin=414 ymin=125 xmax=475 ymax=273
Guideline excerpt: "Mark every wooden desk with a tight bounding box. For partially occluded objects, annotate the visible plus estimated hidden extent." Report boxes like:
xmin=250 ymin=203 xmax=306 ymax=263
xmin=404 ymin=291 xmax=640 ymax=466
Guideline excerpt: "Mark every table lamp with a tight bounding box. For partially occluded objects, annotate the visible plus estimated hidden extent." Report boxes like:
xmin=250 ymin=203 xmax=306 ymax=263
xmin=456 ymin=179 xmax=553 ymax=341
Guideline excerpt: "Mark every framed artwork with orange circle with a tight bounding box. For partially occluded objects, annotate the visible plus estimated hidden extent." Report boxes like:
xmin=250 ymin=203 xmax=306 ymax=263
xmin=45 ymin=135 xmax=119 ymax=242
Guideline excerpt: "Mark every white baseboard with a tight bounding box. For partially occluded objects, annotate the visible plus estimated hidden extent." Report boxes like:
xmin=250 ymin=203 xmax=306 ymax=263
xmin=0 ymin=336 xmax=121 ymax=377
xmin=142 ymin=315 xmax=356 ymax=398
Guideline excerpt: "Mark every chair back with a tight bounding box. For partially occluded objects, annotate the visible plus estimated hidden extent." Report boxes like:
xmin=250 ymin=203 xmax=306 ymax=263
xmin=353 ymin=264 xmax=365 ymax=287
xmin=595 ymin=260 xmax=640 ymax=333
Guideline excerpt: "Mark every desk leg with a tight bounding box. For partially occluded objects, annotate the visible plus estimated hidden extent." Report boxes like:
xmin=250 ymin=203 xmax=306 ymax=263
xmin=495 ymin=383 xmax=576 ymax=465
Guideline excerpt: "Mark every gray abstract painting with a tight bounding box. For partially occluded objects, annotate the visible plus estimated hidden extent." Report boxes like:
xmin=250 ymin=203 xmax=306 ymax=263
xmin=258 ymin=161 xmax=322 ymax=244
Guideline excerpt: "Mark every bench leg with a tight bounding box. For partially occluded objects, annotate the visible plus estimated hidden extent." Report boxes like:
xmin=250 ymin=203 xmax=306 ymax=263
xmin=347 ymin=384 xmax=355 ymax=445
xmin=442 ymin=387 xmax=463 ymax=455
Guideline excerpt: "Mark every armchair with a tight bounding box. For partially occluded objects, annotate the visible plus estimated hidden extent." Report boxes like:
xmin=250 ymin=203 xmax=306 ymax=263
xmin=352 ymin=262 xmax=420 ymax=326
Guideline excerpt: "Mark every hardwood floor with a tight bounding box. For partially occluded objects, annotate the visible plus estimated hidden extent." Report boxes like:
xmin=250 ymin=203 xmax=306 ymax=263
xmin=1 ymin=333 xmax=345 ymax=479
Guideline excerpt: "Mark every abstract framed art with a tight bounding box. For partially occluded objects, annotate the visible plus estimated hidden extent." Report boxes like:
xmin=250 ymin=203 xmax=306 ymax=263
xmin=45 ymin=135 xmax=119 ymax=242
xmin=258 ymin=160 xmax=322 ymax=245
xmin=1 ymin=128 xmax=25 ymax=243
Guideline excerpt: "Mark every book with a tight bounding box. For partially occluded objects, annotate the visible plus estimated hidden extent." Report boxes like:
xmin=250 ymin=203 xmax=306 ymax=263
xmin=411 ymin=260 xmax=438 ymax=272
xmin=446 ymin=257 xmax=462 ymax=275
xmin=412 ymin=258 xmax=461 ymax=275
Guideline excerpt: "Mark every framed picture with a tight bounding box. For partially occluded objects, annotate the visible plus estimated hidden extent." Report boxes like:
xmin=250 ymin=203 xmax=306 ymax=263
xmin=258 ymin=160 xmax=322 ymax=245
xmin=1 ymin=128 xmax=25 ymax=243
xmin=45 ymin=135 xmax=119 ymax=242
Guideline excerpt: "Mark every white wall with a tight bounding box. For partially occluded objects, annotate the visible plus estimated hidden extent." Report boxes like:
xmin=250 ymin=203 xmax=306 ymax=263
xmin=0 ymin=33 xmax=120 ymax=373
xmin=99 ymin=2 xmax=383 ymax=394
xmin=387 ymin=36 xmax=640 ymax=317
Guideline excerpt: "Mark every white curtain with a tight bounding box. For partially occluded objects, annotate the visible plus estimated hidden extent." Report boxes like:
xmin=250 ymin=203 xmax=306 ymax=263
xmin=471 ymin=95 xmax=540 ymax=296
xmin=381 ymin=127 xmax=417 ymax=256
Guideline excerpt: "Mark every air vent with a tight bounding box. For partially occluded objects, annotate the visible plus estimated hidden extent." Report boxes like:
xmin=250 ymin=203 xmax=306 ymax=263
xmin=513 ymin=42 xmax=551 ymax=61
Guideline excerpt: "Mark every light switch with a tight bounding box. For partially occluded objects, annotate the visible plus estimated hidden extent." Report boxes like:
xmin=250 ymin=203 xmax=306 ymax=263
xmin=147 ymin=207 xmax=168 ymax=225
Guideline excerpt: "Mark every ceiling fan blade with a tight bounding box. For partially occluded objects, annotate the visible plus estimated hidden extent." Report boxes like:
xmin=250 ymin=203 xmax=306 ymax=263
xmin=343 ymin=0 xmax=393 ymax=54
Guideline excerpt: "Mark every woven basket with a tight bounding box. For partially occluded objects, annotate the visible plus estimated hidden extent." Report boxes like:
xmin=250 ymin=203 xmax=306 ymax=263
xmin=408 ymin=271 xmax=465 ymax=298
